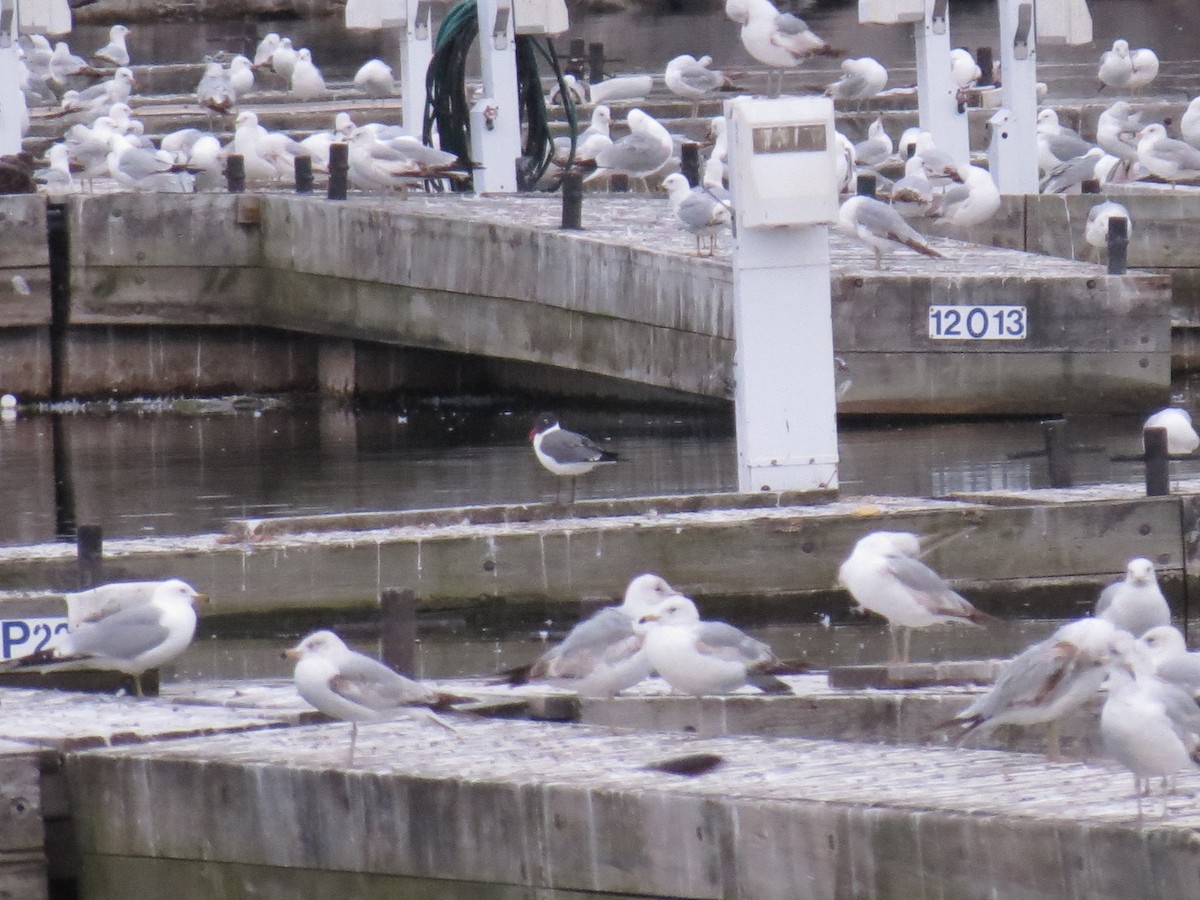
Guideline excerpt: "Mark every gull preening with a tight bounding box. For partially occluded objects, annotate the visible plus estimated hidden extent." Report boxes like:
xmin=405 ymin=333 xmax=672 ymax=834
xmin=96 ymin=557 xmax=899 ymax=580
xmin=507 ymin=573 xmax=686 ymax=697
xmin=838 ymin=531 xmax=991 ymax=662
xmin=836 ymin=196 xmax=945 ymax=269
xmin=588 ymin=108 xmax=674 ymax=189
xmin=1085 ymin=200 xmax=1133 ymax=255
xmin=285 ymin=630 xmax=464 ymax=764
xmin=889 ymin=156 xmax=935 ymax=218
xmin=635 ymin=595 xmax=794 ymax=696
xmin=725 ymin=0 xmax=832 ymax=94
xmin=827 ymin=57 xmax=887 ymax=103
xmin=664 ymin=54 xmax=736 ymax=116
xmin=934 ymin=165 xmax=1001 ymax=227
xmin=662 ymin=173 xmax=732 ymax=256
xmin=1098 ymin=39 xmax=1158 ymax=94
xmin=354 ymin=59 xmax=395 ymax=97
xmin=0 ymin=579 xmax=206 ymax=696
xmin=1094 ymin=558 xmax=1171 ymax=638
xmin=1142 ymin=407 xmax=1199 ymax=456
xmin=949 ymin=48 xmax=982 ymax=89
xmin=529 ymin=413 xmax=617 ymax=504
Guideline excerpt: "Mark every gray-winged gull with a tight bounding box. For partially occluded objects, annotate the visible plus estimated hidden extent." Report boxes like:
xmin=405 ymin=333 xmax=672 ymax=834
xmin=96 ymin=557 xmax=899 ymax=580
xmin=935 ymin=165 xmax=1001 ymax=226
xmin=853 ymin=118 xmax=892 ymax=168
xmin=725 ymin=0 xmax=830 ymax=94
xmin=827 ymin=57 xmax=887 ymax=103
xmin=284 ymin=630 xmax=463 ymax=764
xmin=1039 ymin=147 xmax=1105 ymax=194
xmin=945 ymin=616 xmax=1121 ymax=758
xmin=635 ymin=595 xmax=793 ymax=695
xmin=509 ymin=573 xmax=685 ymax=697
xmin=889 ymin=155 xmax=934 ymax=218
xmin=1085 ymin=199 xmax=1133 ymax=253
xmin=93 ymin=24 xmax=131 ymax=67
xmin=354 ymin=59 xmax=395 ymax=97
xmin=836 ymin=196 xmax=945 ymax=269
xmin=588 ymin=108 xmax=674 ymax=188
xmin=196 ymin=61 xmax=236 ymax=116
xmin=1143 ymin=407 xmax=1199 ymax=455
xmin=662 ymin=173 xmax=732 ymax=256
xmin=1141 ymin=625 xmax=1200 ymax=694
xmin=1095 ymin=558 xmax=1171 ymax=637
xmin=1136 ymin=123 xmax=1200 ymax=188
xmin=664 ymin=54 xmax=735 ymax=116
xmin=837 ymin=531 xmax=991 ymax=662
xmin=529 ymin=413 xmax=617 ymax=504
xmin=0 ymin=578 xmax=205 ymax=695
xmin=290 ymin=48 xmax=327 ymax=101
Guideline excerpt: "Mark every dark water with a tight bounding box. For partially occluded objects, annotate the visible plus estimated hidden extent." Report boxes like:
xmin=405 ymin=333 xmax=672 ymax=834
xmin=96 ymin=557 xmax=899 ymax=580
xmin=4 ymin=399 xmax=1199 ymax=546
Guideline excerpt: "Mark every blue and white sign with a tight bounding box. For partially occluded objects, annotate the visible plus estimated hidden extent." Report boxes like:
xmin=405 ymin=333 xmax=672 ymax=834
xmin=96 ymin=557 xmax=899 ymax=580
xmin=928 ymin=305 xmax=1027 ymax=341
xmin=0 ymin=618 xmax=69 ymax=661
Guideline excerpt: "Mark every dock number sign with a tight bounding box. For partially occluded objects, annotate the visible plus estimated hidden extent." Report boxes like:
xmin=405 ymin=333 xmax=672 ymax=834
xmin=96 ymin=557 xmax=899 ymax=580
xmin=928 ymin=305 xmax=1027 ymax=341
xmin=0 ymin=617 xmax=69 ymax=661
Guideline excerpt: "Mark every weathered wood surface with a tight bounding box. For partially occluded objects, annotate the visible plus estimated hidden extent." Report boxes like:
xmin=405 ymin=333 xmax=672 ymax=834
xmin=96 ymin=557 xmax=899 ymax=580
xmin=0 ymin=485 xmax=1192 ymax=618
xmin=0 ymin=744 xmax=47 ymax=900
xmin=65 ymin=715 xmax=1200 ymax=900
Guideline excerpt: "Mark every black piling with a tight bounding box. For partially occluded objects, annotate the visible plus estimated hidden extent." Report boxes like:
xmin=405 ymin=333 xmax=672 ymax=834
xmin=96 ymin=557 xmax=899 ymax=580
xmin=856 ymin=173 xmax=877 ymax=199
xmin=975 ymin=47 xmax=995 ymax=85
xmin=1144 ymin=426 xmax=1170 ymax=496
xmin=565 ymin=38 xmax=585 ymax=78
xmin=610 ymin=173 xmax=630 ymax=193
xmin=1041 ymin=418 xmax=1073 ymax=488
xmin=76 ymin=524 xmax=103 ymax=589
xmin=588 ymin=42 xmax=606 ymax=83
xmin=380 ymin=588 xmax=418 ymax=677
xmin=224 ymin=154 xmax=245 ymax=194
xmin=51 ymin=415 xmax=75 ymax=540
xmin=1080 ymin=178 xmax=1101 ymax=194
xmin=294 ymin=155 xmax=313 ymax=194
xmin=561 ymin=170 xmax=583 ymax=230
xmin=46 ymin=202 xmax=69 ymax=402
xmin=680 ymin=142 xmax=702 ymax=187
xmin=328 ymin=143 xmax=349 ymax=200
xmin=1107 ymin=216 xmax=1129 ymax=275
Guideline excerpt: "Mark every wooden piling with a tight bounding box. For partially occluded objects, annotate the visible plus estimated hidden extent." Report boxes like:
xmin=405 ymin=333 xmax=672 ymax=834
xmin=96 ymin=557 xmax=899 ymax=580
xmin=327 ymin=144 xmax=349 ymax=200
xmin=856 ymin=173 xmax=877 ymax=198
xmin=560 ymin=170 xmax=583 ymax=230
xmin=1107 ymin=215 xmax=1129 ymax=275
xmin=680 ymin=142 xmax=701 ymax=187
xmin=294 ymin=156 xmax=313 ymax=195
xmin=1144 ymin=426 xmax=1170 ymax=496
xmin=224 ymin=154 xmax=244 ymax=194
xmin=380 ymin=588 xmax=417 ymax=677
xmin=975 ymin=46 xmax=995 ymax=85
xmin=609 ymin=173 xmax=629 ymax=193
xmin=76 ymin=525 xmax=102 ymax=589
xmin=587 ymin=42 xmax=605 ymax=83
xmin=1042 ymin=418 xmax=1072 ymax=488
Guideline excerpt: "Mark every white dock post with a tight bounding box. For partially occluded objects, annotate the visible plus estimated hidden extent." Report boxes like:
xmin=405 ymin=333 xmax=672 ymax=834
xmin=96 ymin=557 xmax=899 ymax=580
xmin=399 ymin=0 xmax=433 ymax=135
xmin=912 ymin=0 xmax=969 ymax=165
xmin=726 ymin=96 xmax=840 ymax=493
xmin=472 ymin=0 xmax=521 ymax=193
xmin=989 ymin=0 xmax=1040 ymax=193
xmin=0 ymin=0 xmax=27 ymax=156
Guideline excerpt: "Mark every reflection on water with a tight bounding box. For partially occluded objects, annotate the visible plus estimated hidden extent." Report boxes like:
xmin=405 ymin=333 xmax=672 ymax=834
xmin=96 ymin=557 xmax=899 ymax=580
xmin=3 ymin=403 xmax=1198 ymax=545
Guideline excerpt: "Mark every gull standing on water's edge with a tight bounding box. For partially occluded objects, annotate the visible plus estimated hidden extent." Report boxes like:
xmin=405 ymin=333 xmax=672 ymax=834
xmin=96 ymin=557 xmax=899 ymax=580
xmin=529 ymin=413 xmax=618 ymax=504
xmin=1094 ymin=558 xmax=1170 ymax=638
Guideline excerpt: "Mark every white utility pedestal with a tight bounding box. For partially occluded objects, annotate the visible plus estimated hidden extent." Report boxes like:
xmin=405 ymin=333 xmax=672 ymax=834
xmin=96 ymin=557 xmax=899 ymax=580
xmin=989 ymin=0 xmax=1040 ymax=193
xmin=726 ymin=96 xmax=840 ymax=494
xmin=472 ymin=0 xmax=520 ymax=193
xmin=912 ymin=0 xmax=969 ymax=165
xmin=0 ymin=0 xmax=26 ymax=156
xmin=399 ymin=0 xmax=433 ymax=135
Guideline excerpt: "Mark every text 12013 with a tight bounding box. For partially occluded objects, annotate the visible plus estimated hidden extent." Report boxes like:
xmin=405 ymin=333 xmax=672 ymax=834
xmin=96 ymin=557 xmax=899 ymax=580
xmin=928 ymin=305 xmax=1027 ymax=341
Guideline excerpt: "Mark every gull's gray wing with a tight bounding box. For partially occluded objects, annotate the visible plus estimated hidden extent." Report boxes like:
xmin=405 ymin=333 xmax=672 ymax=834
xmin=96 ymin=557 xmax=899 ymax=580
xmin=1148 ymin=137 xmax=1200 ymax=169
xmin=539 ymin=427 xmax=609 ymax=463
xmin=855 ymin=199 xmax=925 ymax=244
xmin=595 ymin=133 xmax=670 ymax=174
xmin=774 ymin=13 xmax=810 ymax=35
xmin=676 ymin=60 xmax=723 ymax=94
xmin=68 ymin=604 xmax=170 ymax=660
xmin=1040 ymin=154 xmax=1098 ymax=194
xmin=694 ymin=620 xmax=775 ymax=666
xmin=531 ymin=607 xmax=639 ymax=680
xmin=957 ymin=636 xmax=1087 ymax=720
xmin=937 ymin=183 xmax=971 ymax=211
xmin=830 ymin=73 xmax=866 ymax=99
xmin=116 ymin=148 xmax=173 ymax=180
xmin=677 ymin=190 xmax=731 ymax=231
xmin=854 ymin=138 xmax=889 ymax=166
xmin=1044 ymin=133 xmax=1094 ymax=162
xmin=886 ymin=553 xmax=978 ymax=616
xmin=1157 ymin=654 xmax=1200 ymax=691
xmin=332 ymin=652 xmax=437 ymax=710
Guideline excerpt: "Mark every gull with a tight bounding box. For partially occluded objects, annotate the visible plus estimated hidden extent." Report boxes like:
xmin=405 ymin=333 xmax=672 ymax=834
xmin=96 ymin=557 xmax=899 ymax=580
xmin=835 ymin=131 xmax=856 ymax=195
xmin=1085 ymin=200 xmax=1133 ymax=255
xmin=232 ymin=111 xmax=286 ymax=184
xmin=664 ymin=54 xmax=735 ymax=117
xmin=1100 ymin=635 xmax=1200 ymax=821
xmin=827 ymin=56 xmax=887 ymax=103
xmin=285 ymin=630 xmax=462 ymax=764
xmin=1036 ymin=128 xmax=1096 ymax=176
xmin=290 ymin=48 xmax=327 ymax=101
xmin=1036 ymin=108 xmax=1082 ymax=141
xmin=107 ymin=133 xmax=193 ymax=192
xmin=346 ymin=128 xmax=455 ymax=192
xmin=945 ymin=617 xmax=1121 ymax=758
xmin=254 ymin=33 xmax=280 ymax=66
xmin=160 ymin=127 xmax=207 ymax=158
xmin=354 ymin=59 xmax=395 ymax=97
xmin=934 ymin=165 xmax=1001 ymax=227
xmin=1183 ymin=97 xmax=1200 ymax=151
xmin=300 ymin=112 xmax=357 ymax=171
xmin=588 ymin=108 xmax=674 ymax=189
xmin=588 ymin=75 xmax=651 ymax=105
xmin=1136 ymin=123 xmax=1200 ymax=188
xmin=270 ymin=38 xmax=298 ymax=81
xmin=196 ymin=61 xmax=236 ymax=118
xmin=836 ymin=196 xmax=945 ymax=270
xmin=93 ymin=24 xmax=131 ymax=68
xmin=1096 ymin=100 xmax=1144 ymax=181
xmin=1127 ymin=46 xmax=1159 ymax=94
xmin=662 ymin=173 xmax=732 ymax=256
xmin=228 ymin=55 xmax=255 ymax=98
xmin=38 ymin=143 xmax=78 ymax=198
xmin=49 ymin=42 xmax=102 ymax=84
xmin=1095 ymin=558 xmax=1171 ymax=638
xmin=184 ymin=135 xmax=224 ymax=191
xmin=725 ymin=0 xmax=832 ymax=95
xmin=75 ymin=66 xmax=136 ymax=109
xmin=837 ymin=530 xmax=990 ymax=662
xmin=853 ymin=117 xmax=892 ymax=168
xmin=507 ymin=573 xmax=686 ymax=697
xmin=64 ymin=116 xmax=119 ymax=187
xmin=553 ymin=105 xmax=611 ymax=165
xmin=0 ymin=579 xmax=205 ymax=696
xmin=1143 ymin=407 xmax=1199 ymax=456
xmin=1098 ymin=40 xmax=1134 ymax=91
xmin=913 ymin=131 xmax=963 ymax=185
xmin=547 ymin=73 xmax=588 ymax=106
xmin=1040 ymin=147 xmax=1106 ymax=194
xmin=1141 ymin=625 xmax=1200 ymax=695
xmin=897 ymin=126 xmax=921 ymax=161
xmin=950 ymin=47 xmax=981 ymax=89
xmin=635 ymin=595 xmax=793 ymax=696
xmin=24 ymin=35 xmax=53 ymax=79
xmin=529 ymin=413 xmax=617 ymax=504
xmin=889 ymin=155 xmax=934 ymax=218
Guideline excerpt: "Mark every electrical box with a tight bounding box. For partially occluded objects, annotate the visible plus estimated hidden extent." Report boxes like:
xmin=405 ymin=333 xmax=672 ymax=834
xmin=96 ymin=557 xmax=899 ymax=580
xmin=513 ymin=0 xmax=568 ymax=36
xmin=726 ymin=95 xmax=838 ymax=229
xmin=858 ymin=0 xmax=924 ymax=25
xmin=1036 ymin=0 xmax=1092 ymax=45
xmin=17 ymin=0 xmax=72 ymax=36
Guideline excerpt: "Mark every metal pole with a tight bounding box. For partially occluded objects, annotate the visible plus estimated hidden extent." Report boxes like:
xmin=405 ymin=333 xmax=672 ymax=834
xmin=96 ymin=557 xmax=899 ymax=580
xmin=856 ymin=173 xmax=877 ymax=199
xmin=913 ymin=0 xmax=969 ymax=166
xmin=380 ymin=588 xmax=418 ymax=676
xmin=1144 ymin=426 xmax=1170 ymax=497
xmin=587 ymin=41 xmax=605 ymax=83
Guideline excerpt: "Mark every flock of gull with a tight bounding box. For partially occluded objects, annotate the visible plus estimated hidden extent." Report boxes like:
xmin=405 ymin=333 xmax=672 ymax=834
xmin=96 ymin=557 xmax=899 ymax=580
xmin=3 ymin=409 xmax=1200 ymax=821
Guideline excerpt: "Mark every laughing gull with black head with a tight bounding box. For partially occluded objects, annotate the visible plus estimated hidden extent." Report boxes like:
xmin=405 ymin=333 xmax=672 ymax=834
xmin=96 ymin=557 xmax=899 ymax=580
xmin=529 ymin=413 xmax=618 ymax=504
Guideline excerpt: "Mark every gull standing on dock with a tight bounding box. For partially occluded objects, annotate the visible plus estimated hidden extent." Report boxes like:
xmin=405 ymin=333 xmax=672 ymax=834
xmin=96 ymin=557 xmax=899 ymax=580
xmin=1039 ymin=147 xmax=1106 ymax=194
xmin=635 ymin=595 xmax=794 ymax=696
xmin=1182 ymin=97 xmax=1200 ymax=151
xmin=254 ymin=33 xmax=280 ymax=66
xmin=1141 ymin=625 xmax=1200 ymax=695
xmin=93 ymin=25 xmax=131 ymax=68
xmin=1143 ymin=407 xmax=1199 ymax=456
xmin=553 ymin=105 xmax=611 ymax=167
xmin=838 ymin=531 xmax=991 ymax=663
xmin=1100 ymin=635 xmax=1200 ymax=821
xmin=196 ymin=61 xmax=237 ymax=117
xmin=290 ymin=49 xmax=327 ymax=101
xmin=724 ymin=0 xmax=832 ymax=95
xmin=664 ymin=54 xmax=736 ymax=117
xmin=588 ymin=108 xmax=674 ymax=189
xmin=0 ymin=579 xmax=205 ymax=696
xmin=49 ymin=42 xmax=101 ymax=85
xmin=944 ymin=617 xmax=1121 ymax=758
xmin=529 ymin=413 xmax=617 ymax=504
xmin=950 ymin=48 xmax=981 ymax=89
xmin=270 ymin=37 xmax=298 ymax=81
xmin=889 ymin=156 xmax=935 ymax=218
xmin=284 ymin=630 xmax=462 ymax=765
xmin=836 ymin=196 xmax=944 ymax=269
xmin=1095 ymin=558 xmax=1170 ymax=638
xmin=354 ymin=59 xmax=395 ymax=97
xmin=507 ymin=573 xmax=686 ymax=697
xmin=1096 ymin=101 xmax=1143 ymax=181
xmin=662 ymin=173 xmax=732 ymax=256
xmin=853 ymin=118 xmax=892 ymax=169
xmin=227 ymin=55 xmax=255 ymax=98
xmin=934 ymin=165 xmax=1001 ymax=227
xmin=1085 ymin=200 xmax=1133 ymax=256
xmin=1137 ymin=123 xmax=1200 ymax=189
xmin=826 ymin=57 xmax=887 ymax=104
